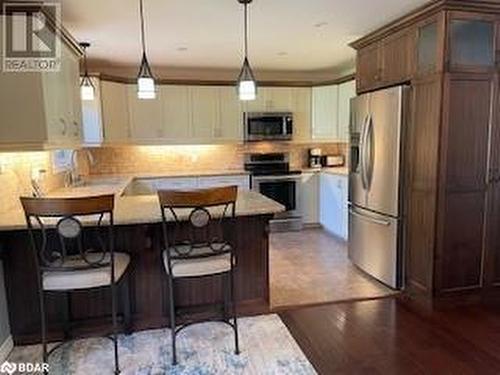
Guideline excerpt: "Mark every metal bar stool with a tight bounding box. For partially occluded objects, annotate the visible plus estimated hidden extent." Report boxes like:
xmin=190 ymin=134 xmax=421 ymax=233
xmin=158 ymin=185 xmax=240 ymax=366
xmin=20 ymin=194 xmax=131 ymax=375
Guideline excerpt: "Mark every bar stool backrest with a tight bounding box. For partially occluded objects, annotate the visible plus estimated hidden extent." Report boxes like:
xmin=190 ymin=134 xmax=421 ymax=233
xmin=20 ymin=195 xmax=116 ymax=275
xmin=157 ymin=186 xmax=238 ymax=269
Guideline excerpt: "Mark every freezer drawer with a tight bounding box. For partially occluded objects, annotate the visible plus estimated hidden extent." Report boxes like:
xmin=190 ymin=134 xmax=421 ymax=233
xmin=348 ymin=205 xmax=401 ymax=288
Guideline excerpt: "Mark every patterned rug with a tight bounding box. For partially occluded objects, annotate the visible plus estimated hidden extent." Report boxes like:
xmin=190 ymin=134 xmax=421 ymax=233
xmin=7 ymin=314 xmax=316 ymax=374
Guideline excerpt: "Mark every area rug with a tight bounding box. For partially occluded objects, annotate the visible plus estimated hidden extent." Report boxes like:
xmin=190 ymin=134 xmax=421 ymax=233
xmin=7 ymin=314 xmax=316 ymax=374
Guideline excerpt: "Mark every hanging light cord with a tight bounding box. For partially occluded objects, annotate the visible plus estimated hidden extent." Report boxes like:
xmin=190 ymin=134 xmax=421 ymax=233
xmin=244 ymin=2 xmax=248 ymax=59
xmin=82 ymin=45 xmax=89 ymax=76
xmin=140 ymin=0 xmax=147 ymax=54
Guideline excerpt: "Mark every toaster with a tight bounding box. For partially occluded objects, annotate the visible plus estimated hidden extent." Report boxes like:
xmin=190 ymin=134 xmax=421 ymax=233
xmin=322 ymin=155 xmax=345 ymax=167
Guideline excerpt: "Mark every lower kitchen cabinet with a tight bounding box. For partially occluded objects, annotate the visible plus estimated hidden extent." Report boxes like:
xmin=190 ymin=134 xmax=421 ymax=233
xmin=320 ymin=172 xmax=348 ymax=240
xmin=123 ymin=174 xmax=250 ymax=196
xmin=298 ymin=172 xmax=320 ymax=224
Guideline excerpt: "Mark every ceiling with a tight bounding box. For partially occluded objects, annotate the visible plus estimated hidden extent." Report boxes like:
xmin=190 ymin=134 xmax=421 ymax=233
xmin=58 ymin=0 xmax=430 ymax=73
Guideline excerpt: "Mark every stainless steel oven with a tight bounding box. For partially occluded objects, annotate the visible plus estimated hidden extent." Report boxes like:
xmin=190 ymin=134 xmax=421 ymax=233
xmin=245 ymin=153 xmax=302 ymax=232
xmin=244 ymin=112 xmax=293 ymax=142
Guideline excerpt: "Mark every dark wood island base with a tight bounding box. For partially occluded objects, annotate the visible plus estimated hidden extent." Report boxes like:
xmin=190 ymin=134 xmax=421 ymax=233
xmin=0 ymin=214 xmax=272 ymax=345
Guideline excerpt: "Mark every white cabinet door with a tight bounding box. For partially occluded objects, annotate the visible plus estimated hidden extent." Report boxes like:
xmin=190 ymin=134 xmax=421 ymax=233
xmin=161 ymin=85 xmax=191 ymax=141
xmin=298 ymin=172 xmax=319 ymax=224
xmin=320 ymin=173 xmax=348 ymax=240
xmin=128 ymin=85 xmax=164 ymax=141
xmin=291 ymin=87 xmax=312 ymax=142
xmin=217 ymin=87 xmax=243 ymax=141
xmin=265 ymin=87 xmax=293 ymax=111
xmin=312 ymin=85 xmax=339 ymax=140
xmin=242 ymin=87 xmax=269 ymax=112
xmin=82 ymin=77 xmax=103 ymax=145
xmin=197 ymin=175 xmax=250 ymax=190
xmin=101 ymin=81 xmax=130 ymax=143
xmin=337 ymin=80 xmax=356 ymax=142
xmin=43 ymin=69 xmax=67 ymax=142
xmin=190 ymin=86 xmax=218 ymax=140
xmin=65 ymin=46 xmax=83 ymax=141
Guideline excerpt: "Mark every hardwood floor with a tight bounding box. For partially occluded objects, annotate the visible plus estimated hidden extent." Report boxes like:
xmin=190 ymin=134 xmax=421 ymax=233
xmin=270 ymin=228 xmax=396 ymax=309
xmin=280 ymin=298 xmax=500 ymax=375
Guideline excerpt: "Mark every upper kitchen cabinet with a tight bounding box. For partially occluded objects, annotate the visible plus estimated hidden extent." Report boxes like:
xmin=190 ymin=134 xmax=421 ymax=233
xmin=0 ymin=15 xmax=83 ymax=151
xmin=337 ymin=80 xmax=356 ymax=141
xmin=127 ymin=84 xmax=164 ymax=142
xmin=290 ymin=87 xmax=312 ymax=142
xmin=101 ymin=80 xmax=131 ymax=144
xmin=264 ymin=87 xmax=293 ymax=111
xmin=354 ymin=28 xmax=415 ymax=93
xmin=356 ymin=42 xmax=381 ymax=93
xmin=190 ymin=86 xmax=219 ymax=141
xmin=416 ymin=15 xmax=445 ymax=76
xmin=379 ymin=29 xmax=415 ymax=84
xmin=161 ymin=85 xmax=191 ymax=141
xmin=312 ymin=85 xmax=338 ymax=140
xmin=242 ymin=87 xmax=293 ymax=113
xmin=447 ymin=12 xmax=497 ymax=72
xmin=82 ymin=77 xmax=103 ymax=145
xmin=311 ymin=82 xmax=354 ymax=142
xmin=216 ymin=86 xmax=243 ymax=141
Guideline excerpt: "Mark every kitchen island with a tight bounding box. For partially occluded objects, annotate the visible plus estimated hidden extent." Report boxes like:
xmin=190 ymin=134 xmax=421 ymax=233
xmin=0 ymin=176 xmax=284 ymax=344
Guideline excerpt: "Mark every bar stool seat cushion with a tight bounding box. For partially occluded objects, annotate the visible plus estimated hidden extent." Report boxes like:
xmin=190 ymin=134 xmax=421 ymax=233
xmin=42 ymin=252 xmax=130 ymax=291
xmin=163 ymin=244 xmax=233 ymax=278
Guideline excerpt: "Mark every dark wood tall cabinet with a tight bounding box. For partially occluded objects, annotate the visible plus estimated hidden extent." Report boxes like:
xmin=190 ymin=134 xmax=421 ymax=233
xmin=351 ymin=0 xmax=500 ymax=308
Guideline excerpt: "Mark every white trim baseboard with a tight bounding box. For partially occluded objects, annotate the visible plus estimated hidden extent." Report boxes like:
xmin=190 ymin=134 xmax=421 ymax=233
xmin=0 ymin=335 xmax=13 ymax=363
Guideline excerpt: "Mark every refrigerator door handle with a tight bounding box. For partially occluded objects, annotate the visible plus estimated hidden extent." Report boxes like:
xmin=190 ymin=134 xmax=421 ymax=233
xmin=365 ymin=115 xmax=374 ymax=189
xmin=349 ymin=206 xmax=391 ymax=226
xmin=360 ymin=115 xmax=370 ymax=190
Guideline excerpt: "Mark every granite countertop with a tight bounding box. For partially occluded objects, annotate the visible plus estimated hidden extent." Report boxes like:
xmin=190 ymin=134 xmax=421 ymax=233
xmin=0 ymin=172 xmax=283 ymax=232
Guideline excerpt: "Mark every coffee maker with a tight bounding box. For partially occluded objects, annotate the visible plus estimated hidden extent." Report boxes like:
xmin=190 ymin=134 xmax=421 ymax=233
xmin=308 ymin=148 xmax=322 ymax=169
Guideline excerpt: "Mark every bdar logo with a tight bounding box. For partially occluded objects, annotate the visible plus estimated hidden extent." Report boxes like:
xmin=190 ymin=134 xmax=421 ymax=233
xmin=0 ymin=361 xmax=16 ymax=375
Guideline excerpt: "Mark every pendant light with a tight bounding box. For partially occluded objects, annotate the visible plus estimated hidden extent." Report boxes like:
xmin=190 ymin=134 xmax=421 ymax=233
xmin=79 ymin=42 xmax=95 ymax=101
xmin=236 ymin=0 xmax=257 ymax=101
xmin=137 ymin=0 xmax=156 ymax=99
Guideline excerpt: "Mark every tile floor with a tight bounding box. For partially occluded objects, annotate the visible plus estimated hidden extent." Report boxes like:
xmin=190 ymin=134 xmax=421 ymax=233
xmin=269 ymin=228 xmax=397 ymax=309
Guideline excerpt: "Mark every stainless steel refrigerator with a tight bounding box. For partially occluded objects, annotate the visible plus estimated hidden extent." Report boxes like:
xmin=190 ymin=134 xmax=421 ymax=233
xmin=348 ymin=85 xmax=408 ymax=289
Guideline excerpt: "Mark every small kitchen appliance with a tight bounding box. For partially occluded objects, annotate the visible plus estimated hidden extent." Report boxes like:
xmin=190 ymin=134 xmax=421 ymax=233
xmin=322 ymin=155 xmax=345 ymax=167
xmin=308 ymin=148 xmax=322 ymax=169
xmin=244 ymin=112 xmax=293 ymax=142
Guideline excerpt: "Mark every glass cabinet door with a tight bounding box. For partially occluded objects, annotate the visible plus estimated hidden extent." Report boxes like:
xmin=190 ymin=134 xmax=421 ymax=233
xmin=417 ymin=21 xmax=438 ymax=73
xmin=449 ymin=18 xmax=495 ymax=69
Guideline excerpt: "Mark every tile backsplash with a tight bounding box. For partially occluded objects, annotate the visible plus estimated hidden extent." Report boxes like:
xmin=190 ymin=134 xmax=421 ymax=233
xmin=0 ymin=151 xmax=64 ymax=214
xmin=0 ymin=142 xmax=347 ymax=215
xmin=87 ymin=143 xmax=347 ymax=175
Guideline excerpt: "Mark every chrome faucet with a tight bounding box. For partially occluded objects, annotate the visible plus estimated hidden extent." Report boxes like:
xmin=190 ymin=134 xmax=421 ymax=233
xmin=65 ymin=149 xmax=95 ymax=187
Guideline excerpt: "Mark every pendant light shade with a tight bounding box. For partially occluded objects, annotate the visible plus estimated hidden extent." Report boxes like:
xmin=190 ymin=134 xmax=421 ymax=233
xmin=79 ymin=42 xmax=95 ymax=101
xmin=137 ymin=0 xmax=156 ymax=99
xmin=238 ymin=58 xmax=256 ymax=101
xmin=237 ymin=0 xmax=257 ymax=101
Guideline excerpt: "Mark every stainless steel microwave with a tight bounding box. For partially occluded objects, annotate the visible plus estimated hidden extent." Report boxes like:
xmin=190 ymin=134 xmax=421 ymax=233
xmin=244 ymin=112 xmax=293 ymax=142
